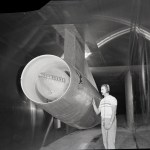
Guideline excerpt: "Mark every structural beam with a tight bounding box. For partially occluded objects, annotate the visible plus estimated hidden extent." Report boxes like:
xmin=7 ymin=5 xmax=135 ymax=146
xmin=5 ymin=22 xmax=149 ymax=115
xmin=125 ymin=70 xmax=134 ymax=129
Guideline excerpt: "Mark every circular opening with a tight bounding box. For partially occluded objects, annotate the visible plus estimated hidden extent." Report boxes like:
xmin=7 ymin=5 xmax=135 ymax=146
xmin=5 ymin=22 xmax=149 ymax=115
xmin=21 ymin=55 xmax=71 ymax=104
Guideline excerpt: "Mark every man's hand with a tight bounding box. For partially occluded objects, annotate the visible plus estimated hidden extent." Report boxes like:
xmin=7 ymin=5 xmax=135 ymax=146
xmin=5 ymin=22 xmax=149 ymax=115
xmin=103 ymin=120 xmax=112 ymax=130
xmin=92 ymin=98 xmax=96 ymax=105
xmin=104 ymin=122 xmax=112 ymax=130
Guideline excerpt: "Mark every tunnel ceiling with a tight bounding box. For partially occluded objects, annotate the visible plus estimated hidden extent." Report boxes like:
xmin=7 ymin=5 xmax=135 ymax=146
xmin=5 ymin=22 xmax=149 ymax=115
xmin=0 ymin=0 xmax=150 ymax=91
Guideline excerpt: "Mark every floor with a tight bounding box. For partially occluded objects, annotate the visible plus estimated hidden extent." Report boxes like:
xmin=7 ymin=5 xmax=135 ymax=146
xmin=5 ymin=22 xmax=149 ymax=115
xmin=40 ymin=115 xmax=150 ymax=150
xmin=3 ymin=114 xmax=149 ymax=150
xmin=40 ymin=126 xmax=150 ymax=150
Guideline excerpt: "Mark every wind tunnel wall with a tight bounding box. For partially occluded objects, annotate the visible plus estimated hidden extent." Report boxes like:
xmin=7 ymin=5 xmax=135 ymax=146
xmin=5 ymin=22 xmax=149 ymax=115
xmin=129 ymin=31 xmax=150 ymax=126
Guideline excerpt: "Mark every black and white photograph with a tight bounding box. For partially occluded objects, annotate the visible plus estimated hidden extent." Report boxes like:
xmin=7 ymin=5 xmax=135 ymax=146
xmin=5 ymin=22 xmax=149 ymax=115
xmin=0 ymin=0 xmax=150 ymax=149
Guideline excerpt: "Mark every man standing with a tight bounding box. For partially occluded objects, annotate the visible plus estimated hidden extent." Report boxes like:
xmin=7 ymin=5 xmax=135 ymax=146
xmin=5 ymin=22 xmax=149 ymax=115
xmin=92 ymin=84 xmax=117 ymax=149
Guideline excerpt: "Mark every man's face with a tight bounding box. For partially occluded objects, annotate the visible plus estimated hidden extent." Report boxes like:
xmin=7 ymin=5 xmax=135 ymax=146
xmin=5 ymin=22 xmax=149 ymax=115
xmin=101 ymin=86 xmax=107 ymax=95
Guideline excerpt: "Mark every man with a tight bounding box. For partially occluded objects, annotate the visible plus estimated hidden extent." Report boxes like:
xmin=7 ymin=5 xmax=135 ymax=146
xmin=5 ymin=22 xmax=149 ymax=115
xmin=92 ymin=84 xmax=117 ymax=149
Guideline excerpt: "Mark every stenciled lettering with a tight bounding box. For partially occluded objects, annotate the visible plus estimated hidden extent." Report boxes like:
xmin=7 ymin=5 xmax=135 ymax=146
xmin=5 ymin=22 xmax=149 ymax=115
xmin=38 ymin=72 xmax=66 ymax=83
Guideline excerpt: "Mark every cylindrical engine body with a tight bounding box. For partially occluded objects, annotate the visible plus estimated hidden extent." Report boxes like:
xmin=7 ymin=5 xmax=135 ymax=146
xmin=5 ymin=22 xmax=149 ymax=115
xmin=21 ymin=55 xmax=101 ymax=129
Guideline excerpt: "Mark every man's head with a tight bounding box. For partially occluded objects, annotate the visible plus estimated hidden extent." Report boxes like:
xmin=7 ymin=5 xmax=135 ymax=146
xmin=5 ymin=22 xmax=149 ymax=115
xmin=101 ymin=84 xmax=110 ymax=96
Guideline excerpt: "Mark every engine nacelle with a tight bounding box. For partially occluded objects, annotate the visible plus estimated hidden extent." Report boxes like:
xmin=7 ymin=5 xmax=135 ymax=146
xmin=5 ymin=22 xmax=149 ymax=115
xmin=21 ymin=55 xmax=101 ymax=129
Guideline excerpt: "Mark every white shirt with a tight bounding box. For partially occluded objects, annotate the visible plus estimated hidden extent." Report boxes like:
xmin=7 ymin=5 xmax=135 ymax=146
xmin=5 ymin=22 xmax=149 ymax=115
xmin=99 ymin=95 xmax=117 ymax=118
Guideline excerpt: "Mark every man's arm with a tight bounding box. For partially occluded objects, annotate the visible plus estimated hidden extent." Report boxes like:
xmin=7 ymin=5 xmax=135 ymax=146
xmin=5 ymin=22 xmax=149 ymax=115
xmin=109 ymin=104 xmax=117 ymax=125
xmin=92 ymin=98 xmax=100 ymax=115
